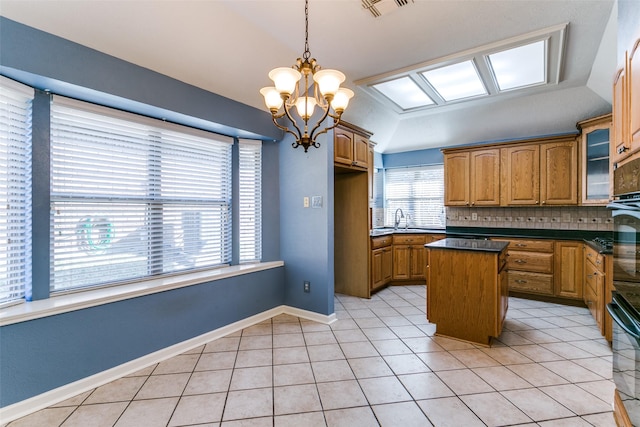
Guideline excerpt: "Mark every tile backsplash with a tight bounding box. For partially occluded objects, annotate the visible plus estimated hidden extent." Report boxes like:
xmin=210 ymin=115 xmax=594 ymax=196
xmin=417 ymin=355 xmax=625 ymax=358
xmin=446 ymin=206 xmax=613 ymax=231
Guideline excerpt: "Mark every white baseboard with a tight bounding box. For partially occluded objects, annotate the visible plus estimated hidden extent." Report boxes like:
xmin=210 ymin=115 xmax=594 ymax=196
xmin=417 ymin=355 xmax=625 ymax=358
xmin=0 ymin=305 xmax=335 ymax=424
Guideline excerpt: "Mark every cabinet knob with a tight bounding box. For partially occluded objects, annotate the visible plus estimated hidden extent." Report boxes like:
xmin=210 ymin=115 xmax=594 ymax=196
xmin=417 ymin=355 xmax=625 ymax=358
xmin=541 ymin=201 xmax=546 ymax=205
xmin=515 ymin=279 xmax=527 ymax=284
xmin=514 ymin=259 xmax=527 ymax=264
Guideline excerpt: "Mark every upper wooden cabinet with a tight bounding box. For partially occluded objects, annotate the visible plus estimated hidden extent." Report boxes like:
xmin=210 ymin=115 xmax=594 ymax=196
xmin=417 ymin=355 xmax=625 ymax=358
xmin=470 ymin=149 xmax=501 ymax=206
xmin=501 ymin=144 xmax=540 ymax=205
xmin=612 ymin=38 xmax=640 ymax=166
xmin=539 ymin=139 xmax=578 ymax=205
xmin=444 ymin=135 xmax=578 ymax=207
xmin=334 ymin=126 xmax=369 ymax=170
xmin=502 ymin=138 xmax=578 ymax=206
xmin=444 ymin=152 xmax=470 ymax=206
xmin=578 ymin=114 xmax=612 ymax=205
xmin=444 ymin=149 xmax=499 ymax=206
xmin=629 ymin=39 xmax=640 ymax=157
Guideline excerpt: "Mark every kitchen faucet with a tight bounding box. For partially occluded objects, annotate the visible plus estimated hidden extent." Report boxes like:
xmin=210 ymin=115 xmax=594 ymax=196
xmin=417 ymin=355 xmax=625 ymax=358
xmin=394 ymin=208 xmax=404 ymax=229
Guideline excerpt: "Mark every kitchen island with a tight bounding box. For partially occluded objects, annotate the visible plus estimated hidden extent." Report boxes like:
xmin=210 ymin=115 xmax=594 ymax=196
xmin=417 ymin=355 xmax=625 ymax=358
xmin=425 ymin=238 xmax=509 ymax=346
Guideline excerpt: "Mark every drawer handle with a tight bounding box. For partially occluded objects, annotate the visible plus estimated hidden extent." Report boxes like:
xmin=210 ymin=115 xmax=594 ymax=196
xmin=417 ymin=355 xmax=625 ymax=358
xmin=514 ymin=243 xmax=527 ymax=247
xmin=515 ymin=279 xmax=527 ymax=284
xmin=514 ymin=259 xmax=527 ymax=264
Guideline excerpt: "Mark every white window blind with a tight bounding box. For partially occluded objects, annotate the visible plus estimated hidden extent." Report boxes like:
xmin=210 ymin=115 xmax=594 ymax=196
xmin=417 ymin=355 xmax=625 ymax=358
xmin=384 ymin=165 xmax=445 ymax=228
xmin=0 ymin=77 xmax=33 ymax=303
xmin=50 ymin=96 xmax=232 ymax=292
xmin=238 ymin=139 xmax=262 ymax=263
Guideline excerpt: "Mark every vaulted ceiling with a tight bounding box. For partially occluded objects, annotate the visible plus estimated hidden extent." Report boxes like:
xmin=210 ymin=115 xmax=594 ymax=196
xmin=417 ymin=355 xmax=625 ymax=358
xmin=1 ymin=0 xmax=616 ymax=153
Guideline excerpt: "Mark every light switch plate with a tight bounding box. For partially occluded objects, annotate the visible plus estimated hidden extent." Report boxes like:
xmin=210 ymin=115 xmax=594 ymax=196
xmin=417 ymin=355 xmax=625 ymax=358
xmin=311 ymin=196 xmax=323 ymax=208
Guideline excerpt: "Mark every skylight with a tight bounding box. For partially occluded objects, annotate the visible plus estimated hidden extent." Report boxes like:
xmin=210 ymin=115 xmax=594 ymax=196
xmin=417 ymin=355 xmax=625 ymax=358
xmin=355 ymin=24 xmax=566 ymax=115
xmin=421 ymin=61 xmax=486 ymax=102
xmin=488 ymin=40 xmax=546 ymax=91
xmin=372 ymin=77 xmax=434 ymax=110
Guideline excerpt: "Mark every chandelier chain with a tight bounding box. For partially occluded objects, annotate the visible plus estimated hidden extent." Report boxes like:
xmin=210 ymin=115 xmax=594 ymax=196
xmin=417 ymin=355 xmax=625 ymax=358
xmin=303 ymin=0 xmax=310 ymax=61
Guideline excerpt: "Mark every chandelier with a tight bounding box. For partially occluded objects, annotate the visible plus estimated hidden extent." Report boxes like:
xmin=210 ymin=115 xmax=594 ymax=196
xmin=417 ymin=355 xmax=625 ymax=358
xmin=260 ymin=0 xmax=354 ymax=152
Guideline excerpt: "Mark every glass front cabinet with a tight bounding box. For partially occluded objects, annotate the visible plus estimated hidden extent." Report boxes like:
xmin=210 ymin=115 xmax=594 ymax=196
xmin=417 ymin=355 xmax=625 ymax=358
xmin=578 ymin=114 xmax=612 ymax=205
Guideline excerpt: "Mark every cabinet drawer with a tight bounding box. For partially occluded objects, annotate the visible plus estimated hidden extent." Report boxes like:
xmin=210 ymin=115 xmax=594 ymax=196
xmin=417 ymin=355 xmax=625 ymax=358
xmin=507 ymin=239 xmax=554 ymax=252
xmin=393 ymin=234 xmax=426 ymax=245
xmin=508 ymin=271 xmax=553 ymax=295
xmin=585 ymin=245 xmax=604 ymax=269
xmin=507 ymin=251 xmax=553 ymax=273
xmin=371 ymin=235 xmax=393 ymax=249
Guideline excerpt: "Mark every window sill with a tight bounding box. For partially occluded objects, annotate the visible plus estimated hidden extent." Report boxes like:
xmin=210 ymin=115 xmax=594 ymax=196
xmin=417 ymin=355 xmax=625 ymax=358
xmin=0 ymin=261 xmax=284 ymax=327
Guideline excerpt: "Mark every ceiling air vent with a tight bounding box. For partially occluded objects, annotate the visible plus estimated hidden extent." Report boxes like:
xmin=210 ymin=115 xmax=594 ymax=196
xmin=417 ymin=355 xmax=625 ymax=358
xmin=361 ymin=0 xmax=414 ymax=18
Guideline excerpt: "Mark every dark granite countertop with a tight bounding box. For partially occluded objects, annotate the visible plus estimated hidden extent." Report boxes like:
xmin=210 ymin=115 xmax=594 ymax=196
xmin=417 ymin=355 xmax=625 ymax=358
xmin=425 ymin=238 xmax=509 ymax=253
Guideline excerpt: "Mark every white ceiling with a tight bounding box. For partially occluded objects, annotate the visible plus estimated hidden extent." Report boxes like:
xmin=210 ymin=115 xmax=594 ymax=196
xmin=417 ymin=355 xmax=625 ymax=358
xmin=1 ymin=0 xmax=616 ymax=153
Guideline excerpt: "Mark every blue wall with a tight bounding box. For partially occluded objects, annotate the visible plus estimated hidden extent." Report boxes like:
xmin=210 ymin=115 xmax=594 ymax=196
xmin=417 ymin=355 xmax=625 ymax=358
xmin=279 ymin=132 xmax=335 ymax=315
xmin=0 ymin=268 xmax=284 ymax=406
xmin=0 ymin=17 xmax=296 ymax=408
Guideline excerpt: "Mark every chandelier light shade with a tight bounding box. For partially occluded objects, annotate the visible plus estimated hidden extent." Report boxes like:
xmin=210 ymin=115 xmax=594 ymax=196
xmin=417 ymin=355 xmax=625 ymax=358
xmin=260 ymin=0 xmax=354 ymax=152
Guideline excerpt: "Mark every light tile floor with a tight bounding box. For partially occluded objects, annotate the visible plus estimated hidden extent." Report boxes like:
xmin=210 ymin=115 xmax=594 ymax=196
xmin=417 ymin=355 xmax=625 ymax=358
xmin=5 ymin=285 xmax=616 ymax=426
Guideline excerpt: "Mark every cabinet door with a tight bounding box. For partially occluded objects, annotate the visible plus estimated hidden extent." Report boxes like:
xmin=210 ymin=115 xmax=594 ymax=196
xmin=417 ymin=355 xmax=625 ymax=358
xmin=393 ymin=245 xmax=411 ymax=280
xmin=444 ymin=152 xmax=470 ymax=206
xmin=353 ymin=134 xmax=370 ymax=169
xmin=630 ymin=39 xmax=640 ymax=155
xmin=580 ymin=117 xmax=611 ymax=205
xmin=612 ymin=64 xmax=629 ymax=165
xmin=470 ymin=149 xmax=500 ymax=206
xmin=554 ymin=241 xmax=583 ymax=299
xmin=382 ymin=247 xmax=393 ymax=283
xmin=540 ymin=140 xmax=578 ymax=205
xmin=501 ymin=145 xmax=540 ymax=205
xmin=372 ymin=248 xmax=385 ymax=289
xmin=410 ymin=245 xmax=426 ymax=280
xmin=334 ymin=127 xmax=354 ymax=167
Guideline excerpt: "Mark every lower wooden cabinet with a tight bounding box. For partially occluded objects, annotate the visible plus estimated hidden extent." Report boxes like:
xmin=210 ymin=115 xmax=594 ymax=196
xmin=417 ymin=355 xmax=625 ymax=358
xmin=371 ymin=235 xmax=393 ymax=291
xmin=392 ymin=234 xmax=427 ymax=282
xmin=583 ymin=243 xmax=612 ymax=339
xmin=493 ymin=238 xmax=584 ymax=302
xmin=554 ymin=241 xmax=584 ymax=299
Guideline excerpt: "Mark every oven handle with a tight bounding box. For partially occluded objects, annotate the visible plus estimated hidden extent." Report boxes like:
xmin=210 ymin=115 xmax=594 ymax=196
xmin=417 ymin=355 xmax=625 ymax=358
xmin=607 ymin=301 xmax=640 ymax=340
xmin=607 ymin=201 xmax=640 ymax=210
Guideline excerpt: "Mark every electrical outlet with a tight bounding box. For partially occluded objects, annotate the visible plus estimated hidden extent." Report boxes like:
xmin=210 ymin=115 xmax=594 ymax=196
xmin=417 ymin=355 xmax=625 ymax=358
xmin=303 ymin=281 xmax=310 ymax=293
xmin=471 ymin=213 xmax=478 ymax=220
xmin=303 ymin=197 xmax=310 ymax=208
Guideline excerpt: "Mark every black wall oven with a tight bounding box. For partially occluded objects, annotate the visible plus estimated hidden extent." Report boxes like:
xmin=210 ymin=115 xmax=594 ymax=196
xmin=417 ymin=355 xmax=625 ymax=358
xmin=607 ymin=157 xmax=640 ymax=425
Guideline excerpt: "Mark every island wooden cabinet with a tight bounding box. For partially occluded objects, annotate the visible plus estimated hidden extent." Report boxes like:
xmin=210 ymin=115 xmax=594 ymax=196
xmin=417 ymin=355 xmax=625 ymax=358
xmin=444 ymin=149 xmax=499 ymax=206
xmin=427 ymin=239 xmax=509 ymax=346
